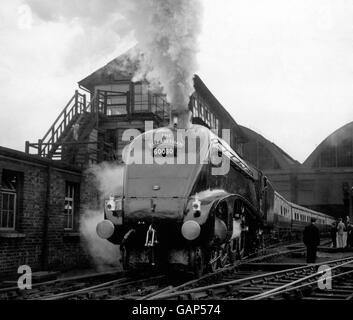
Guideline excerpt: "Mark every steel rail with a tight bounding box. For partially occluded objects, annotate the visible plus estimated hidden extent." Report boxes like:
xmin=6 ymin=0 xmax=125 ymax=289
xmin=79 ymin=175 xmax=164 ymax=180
xmin=259 ymin=268 xmax=353 ymax=300
xmin=147 ymin=248 xmax=304 ymax=300
xmin=0 ymin=269 xmax=123 ymax=293
xmin=39 ymin=277 xmax=132 ymax=300
xmin=152 ymin=255 xmax=353 ymax=300
xmin=0 ymin=269 xmax=125 ymax=300
xmin=245 ymin=259 xmax=353 ymax=300
xmin=40 ymin=275 xmax=166 ymax=300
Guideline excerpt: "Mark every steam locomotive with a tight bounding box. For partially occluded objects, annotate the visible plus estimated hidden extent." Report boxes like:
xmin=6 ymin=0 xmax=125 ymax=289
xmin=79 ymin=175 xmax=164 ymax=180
xmin=96 ymin=124 xmax=335 ymax=276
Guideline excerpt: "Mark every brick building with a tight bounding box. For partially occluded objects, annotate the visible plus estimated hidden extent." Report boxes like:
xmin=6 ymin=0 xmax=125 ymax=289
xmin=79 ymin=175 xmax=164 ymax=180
xmin=0 ymin=146 xmax=97 ymax=278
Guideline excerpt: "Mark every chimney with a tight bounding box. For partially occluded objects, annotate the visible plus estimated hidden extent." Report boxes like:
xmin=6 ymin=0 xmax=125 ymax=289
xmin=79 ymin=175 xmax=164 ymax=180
xmin=170 ymin=109 xmax=193 ymax=130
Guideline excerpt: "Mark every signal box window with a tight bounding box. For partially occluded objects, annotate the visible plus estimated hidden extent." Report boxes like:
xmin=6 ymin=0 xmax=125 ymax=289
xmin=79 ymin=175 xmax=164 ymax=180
xmin=64 ymin=182 xmax=79 ymax=230
xmin=1 ymin=170 xmax=21 ymax=230
xmin=134 ymin=83 xmax=149 ymax=112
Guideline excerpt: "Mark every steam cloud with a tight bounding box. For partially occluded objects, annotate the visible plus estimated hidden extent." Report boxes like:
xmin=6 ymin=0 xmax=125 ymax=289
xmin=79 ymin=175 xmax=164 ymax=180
xmin=88 ymin=162 xmax=125 ymax=199
xmin=80 ymin=210 xmax=120 ymax=271
xmin=124 ymin=0 xmax=203 ymax=113
xmin=25 ymin=0 xmax=203 ymax=113
xmin=79 ymin=163 xmax=125 ymax=270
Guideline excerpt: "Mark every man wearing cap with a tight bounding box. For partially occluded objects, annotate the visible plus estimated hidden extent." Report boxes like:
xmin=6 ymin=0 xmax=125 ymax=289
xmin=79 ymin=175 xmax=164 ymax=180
xmin=303 ymin=218 xmax=320 ymax=263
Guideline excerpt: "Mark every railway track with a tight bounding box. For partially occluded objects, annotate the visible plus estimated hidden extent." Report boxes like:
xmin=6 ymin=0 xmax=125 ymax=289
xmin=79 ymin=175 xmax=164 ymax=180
xmin=42 ymin=274 xmax=169 ymax=300
xmin=0 ymin=241 xmax=318 ymax=300
xmin=143 ymin=246 xmax=311 ymax=300
xmin=0 ymin=269 xmax=125 ymax=300
xmin=151 ymin=256 xmax=353 ymax=300
xmin=244 ymin=257 xmax=353 ymax=300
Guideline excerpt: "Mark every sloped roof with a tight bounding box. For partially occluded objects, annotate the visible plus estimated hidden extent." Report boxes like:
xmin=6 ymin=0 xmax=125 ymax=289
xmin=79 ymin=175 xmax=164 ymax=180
xmin=193 ymin=75 xmax=247 ymax=143
xmin=303 ymin=121 xmax=353 ymax=168
xmin=240 ymin=125 xmax=299 ymax=170
xmin=78 ymin=46 xmax=141 ymax=91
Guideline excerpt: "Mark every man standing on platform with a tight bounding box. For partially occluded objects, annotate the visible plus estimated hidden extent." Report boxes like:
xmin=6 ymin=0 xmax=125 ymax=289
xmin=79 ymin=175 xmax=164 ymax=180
xmin=303 ymin=218 xmax=320 ymax=263
xmin=346 ymin=222 xmax=353 ymax=248
xmin=337 ymin=218 xmax=345 ymax=248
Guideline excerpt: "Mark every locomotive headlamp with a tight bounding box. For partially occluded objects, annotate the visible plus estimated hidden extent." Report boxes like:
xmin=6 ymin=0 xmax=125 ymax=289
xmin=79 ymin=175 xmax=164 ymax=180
xmin=96 ymin=220 xmax=115 ymax=239
xmin=181 ymin=220 xmax=201 ymax=241
xmin=105 ymin=196 xmax=122 ymax=212
xmin=192 ymin=198 xmax=201 ymax=211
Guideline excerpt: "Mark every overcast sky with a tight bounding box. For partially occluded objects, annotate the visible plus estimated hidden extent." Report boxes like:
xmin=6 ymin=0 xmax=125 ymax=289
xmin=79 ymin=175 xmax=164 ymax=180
xmin=1 ymin=0 xmax=353 ymax=163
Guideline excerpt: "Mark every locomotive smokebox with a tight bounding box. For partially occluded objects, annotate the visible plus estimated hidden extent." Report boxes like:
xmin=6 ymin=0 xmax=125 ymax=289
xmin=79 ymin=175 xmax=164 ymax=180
xmin=170 ymin=109 xmax=193 ymax=130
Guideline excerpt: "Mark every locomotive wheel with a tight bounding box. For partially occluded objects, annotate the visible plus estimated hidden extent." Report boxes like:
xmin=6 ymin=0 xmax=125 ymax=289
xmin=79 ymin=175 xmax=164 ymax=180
xmin=190 ymin=246 xmax=205 ymax=277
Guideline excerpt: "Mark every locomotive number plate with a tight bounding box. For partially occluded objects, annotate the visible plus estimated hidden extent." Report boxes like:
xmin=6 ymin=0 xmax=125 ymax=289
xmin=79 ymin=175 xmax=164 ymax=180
xmin=153 ymin=146 xmax=176 ymax=157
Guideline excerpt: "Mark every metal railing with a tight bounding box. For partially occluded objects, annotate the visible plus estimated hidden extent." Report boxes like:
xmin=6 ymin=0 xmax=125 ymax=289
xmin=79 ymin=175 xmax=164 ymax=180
xmin=150 ymin=94 xmax=170 ymax=122
xmin=25 ymin=90 xmax=89 ymax=157
xmin=25 ymin=89 xmax=171 ymax=161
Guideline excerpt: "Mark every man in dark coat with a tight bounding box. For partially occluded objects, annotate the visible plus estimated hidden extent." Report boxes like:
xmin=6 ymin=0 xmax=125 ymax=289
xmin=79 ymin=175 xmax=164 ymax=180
xmin=346 ymin=223 xmax=353 ymax=248
xmin=303 ymin=218 xmax=320 ymax=263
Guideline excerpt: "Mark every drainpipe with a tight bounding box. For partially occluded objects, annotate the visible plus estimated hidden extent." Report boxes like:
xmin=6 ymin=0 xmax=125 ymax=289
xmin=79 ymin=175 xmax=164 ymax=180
xmin=41 ymin=165 xmax=52 ymax=270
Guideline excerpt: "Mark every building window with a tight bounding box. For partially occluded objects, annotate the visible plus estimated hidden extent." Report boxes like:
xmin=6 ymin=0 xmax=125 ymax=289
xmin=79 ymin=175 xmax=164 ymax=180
xmin=1 ymin=170 xmax=20 ymax=230
xmin=64 ymin=182 xmax=78 ymax=230
xmin=192 ymin=96 xmax=199 ymax=117
xmin=133 ymin=82 xmax=149 ymax=112
xmin=95 ymin=83 xmax=129 ymax=116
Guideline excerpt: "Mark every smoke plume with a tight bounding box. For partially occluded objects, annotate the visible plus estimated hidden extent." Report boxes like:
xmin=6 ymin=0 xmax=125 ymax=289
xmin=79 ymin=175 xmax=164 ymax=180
xmin=88 ymin=162 xmax=125 ymax=199
xmin=79 ymin=163 xmax=125 ymax=270
xmin=124 ymin=0 xmax=203 ymax=113
xmin=25 ymin=0 xmax=203 ymax=113
xmin=80 ymin=209 xmax=120 ymax=271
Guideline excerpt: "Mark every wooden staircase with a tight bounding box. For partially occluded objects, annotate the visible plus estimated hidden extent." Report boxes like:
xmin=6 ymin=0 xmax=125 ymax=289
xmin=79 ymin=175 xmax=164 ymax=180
xmin=25 ymin=90 xmax=108 ymax=164
xmin=25 ymin=88 xmax=171 ymax=166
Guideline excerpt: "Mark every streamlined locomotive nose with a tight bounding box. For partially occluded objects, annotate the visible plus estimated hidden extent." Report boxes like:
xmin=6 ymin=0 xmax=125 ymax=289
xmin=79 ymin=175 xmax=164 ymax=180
xmin=96 ymin=220 xmax=115 ymax=239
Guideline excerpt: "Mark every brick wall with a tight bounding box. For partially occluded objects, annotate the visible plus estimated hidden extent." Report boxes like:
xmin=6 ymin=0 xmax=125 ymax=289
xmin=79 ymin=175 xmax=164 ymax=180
xmin=0 ymin=147 xmax=96 ymax=279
